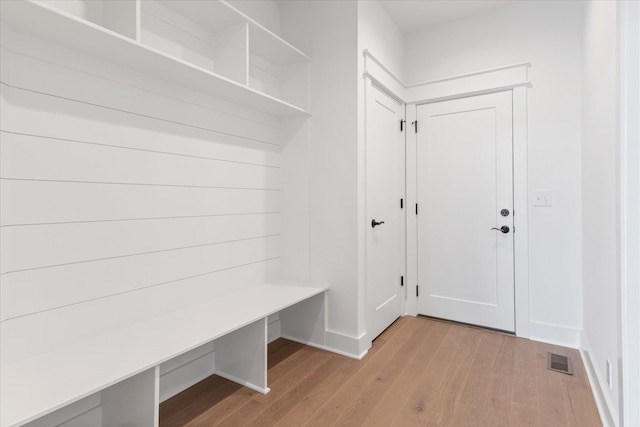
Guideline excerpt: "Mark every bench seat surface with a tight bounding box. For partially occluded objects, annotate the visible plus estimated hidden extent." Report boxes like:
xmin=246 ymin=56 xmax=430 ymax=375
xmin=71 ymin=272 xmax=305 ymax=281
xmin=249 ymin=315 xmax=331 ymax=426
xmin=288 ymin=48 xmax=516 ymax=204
xmin=0 ymin=283 xmax=327 ymax=427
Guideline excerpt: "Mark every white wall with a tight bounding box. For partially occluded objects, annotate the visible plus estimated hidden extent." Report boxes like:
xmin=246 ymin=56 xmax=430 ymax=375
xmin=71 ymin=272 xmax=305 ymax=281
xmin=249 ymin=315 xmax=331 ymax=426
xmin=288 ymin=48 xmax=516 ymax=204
xmin=280 ymin=1 xmax=362 ymax=355
xmin=581 ymin=1 xmax=622 ymax=424
xmin=619 ymin=2 xmax=640 ymax=425
xmin=358 ymin=1 xmax=404 ymax=76
xmin=0 ymin=0 xmax=287 ymax=405
xmin=404 ymin=0 xmax=584 ymax=346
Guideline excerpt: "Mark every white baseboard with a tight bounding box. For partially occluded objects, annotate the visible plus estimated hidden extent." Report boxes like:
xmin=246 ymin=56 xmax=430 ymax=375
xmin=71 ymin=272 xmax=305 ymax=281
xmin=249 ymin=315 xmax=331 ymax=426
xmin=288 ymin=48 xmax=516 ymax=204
xmin=214 ymin=370 xmax=270 ymax=395
xmin=528 ymin=320 xmax=581 ymax=348
xmin=281 ymin=333 xmax=368 ymax=360
xmin=581 ymin=333 xmax=618 ymax=427
xmin=325 ymin=329 xmax=369 ymax=359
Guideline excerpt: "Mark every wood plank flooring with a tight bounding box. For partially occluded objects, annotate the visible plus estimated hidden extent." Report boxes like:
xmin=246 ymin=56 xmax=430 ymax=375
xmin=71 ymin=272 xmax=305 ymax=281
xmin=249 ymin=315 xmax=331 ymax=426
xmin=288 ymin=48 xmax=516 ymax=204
xmin=159 ymin=316 xmax=601 ymax=426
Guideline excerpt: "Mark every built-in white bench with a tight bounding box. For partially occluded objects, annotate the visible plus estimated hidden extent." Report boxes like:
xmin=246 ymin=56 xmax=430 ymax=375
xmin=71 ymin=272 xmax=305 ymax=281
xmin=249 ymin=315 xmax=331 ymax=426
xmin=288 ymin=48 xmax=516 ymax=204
xmin=0 ymin=282 xmax=328 ymax=427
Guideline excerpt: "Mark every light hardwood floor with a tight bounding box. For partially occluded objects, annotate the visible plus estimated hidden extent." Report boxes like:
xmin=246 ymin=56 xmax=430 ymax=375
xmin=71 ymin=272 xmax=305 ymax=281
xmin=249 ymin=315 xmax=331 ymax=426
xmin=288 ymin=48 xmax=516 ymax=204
xmin=160 ymin=316 xmax=601 ymax=426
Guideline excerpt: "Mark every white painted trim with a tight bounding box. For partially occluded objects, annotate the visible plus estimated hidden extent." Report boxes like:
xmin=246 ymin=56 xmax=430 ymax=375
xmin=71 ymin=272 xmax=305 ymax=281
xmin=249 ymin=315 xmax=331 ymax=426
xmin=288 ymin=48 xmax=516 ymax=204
xmin=582 ymin=333 xmax=618 ymax=427
xmin=362 ymin=49 xmax=405 ymax=88
xmin=364 ymin=72 xmax=403 ymax=104
xmin=528 ymin=321 xmax=581 ymax=348
xmin=405 ymin=105 xmax=418 ymax=317
xmin=324 ymin=329 xmax=369 ymax=359
xmin=280 ymin=334 xmax=368 ymax=360
xmin=406 ymin=72 xmax=530 ymax=105
xmin=406 ymin=61 xmax=532 ymax=88
xmin=400 ymin=66 xmax=530 ymax=340
xmin=362 ymin=50 xmax=531 ymax=107
xmin=364 ymin=50 xmax=532 ymax=339
xmin=619 ymin=2 xmax=640 ymax=426
xmin=513 ymin=86 xmax=531 ymax=339
xmin=362 ymin=49 xmax=531 ymax=89
xmin=409 ymin=82 xmax=532 ymax=106
xmin=362 ymin=77 xmax=406 ymax=347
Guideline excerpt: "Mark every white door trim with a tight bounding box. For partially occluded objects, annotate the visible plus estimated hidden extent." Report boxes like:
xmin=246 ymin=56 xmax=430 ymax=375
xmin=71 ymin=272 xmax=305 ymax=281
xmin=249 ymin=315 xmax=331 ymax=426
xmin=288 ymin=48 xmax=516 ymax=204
xmin=362 ymin=50 xmax=531 ymax=338
xmin=408 ymin=88 xmax=530 ymax=338
xmin=415 ymin=91 xmax=515 ymax=332
xmin=362 ymin=49 xmax=531 ymax=105
xmin=619 ymin=1 xmax=640 ymax=424
xmin=363 ymin=77 xmax=406 ymax=342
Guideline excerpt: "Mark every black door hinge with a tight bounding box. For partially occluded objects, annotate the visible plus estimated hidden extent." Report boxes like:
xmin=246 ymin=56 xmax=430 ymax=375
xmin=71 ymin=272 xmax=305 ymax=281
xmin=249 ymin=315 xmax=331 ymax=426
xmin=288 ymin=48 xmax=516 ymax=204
xmin=415 ymin=203 xmax=418 ymax=215
xmin=400 ymin=198 xmax=404 ymax=209
xmin=401 ymin=276 xmax=404 ymax=287
xmin=400 ymin=119 xmax=406 ymax=131
xmin=411 ymin=120 xmax=418 ymax=133
xmin=416 ymin=285 xmax=419 ymax=297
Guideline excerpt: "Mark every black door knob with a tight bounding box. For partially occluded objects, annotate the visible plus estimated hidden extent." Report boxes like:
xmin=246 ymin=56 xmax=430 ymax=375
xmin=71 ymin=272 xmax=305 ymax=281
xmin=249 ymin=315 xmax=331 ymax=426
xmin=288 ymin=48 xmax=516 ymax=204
xmin=371 ymin=219 xmax=385 ymax=228
xmin=490 ymin=226 xmax=510 ymax=233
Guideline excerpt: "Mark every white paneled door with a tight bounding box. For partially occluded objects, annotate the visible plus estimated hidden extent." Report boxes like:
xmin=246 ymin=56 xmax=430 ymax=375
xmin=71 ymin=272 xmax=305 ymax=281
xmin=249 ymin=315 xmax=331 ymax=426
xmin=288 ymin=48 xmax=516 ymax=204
xmin=366 ymin=80 xmax=405 ymax=341
xmin=416 ymin=91 xmax=515 ymax=332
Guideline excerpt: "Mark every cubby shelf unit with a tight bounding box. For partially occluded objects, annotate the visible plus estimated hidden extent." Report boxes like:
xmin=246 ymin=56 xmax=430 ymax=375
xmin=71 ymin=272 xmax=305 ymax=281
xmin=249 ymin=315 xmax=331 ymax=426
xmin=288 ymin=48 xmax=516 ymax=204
xmin=0 ymin=0 xmax=311 ymax=117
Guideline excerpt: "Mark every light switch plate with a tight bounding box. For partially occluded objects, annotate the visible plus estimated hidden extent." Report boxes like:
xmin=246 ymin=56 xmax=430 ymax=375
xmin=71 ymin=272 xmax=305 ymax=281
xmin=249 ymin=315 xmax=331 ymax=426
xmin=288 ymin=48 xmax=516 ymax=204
xmin=533 ymin=190 xmax=552 ymax=207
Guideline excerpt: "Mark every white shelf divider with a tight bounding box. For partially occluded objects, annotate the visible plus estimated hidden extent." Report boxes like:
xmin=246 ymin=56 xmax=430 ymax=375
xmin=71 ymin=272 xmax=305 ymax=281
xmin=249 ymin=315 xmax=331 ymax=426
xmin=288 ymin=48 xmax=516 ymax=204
xmin=0 ymin=0 xmax=311 ymax=117
xmin=221 ymin=0 xmax=311 ymax=66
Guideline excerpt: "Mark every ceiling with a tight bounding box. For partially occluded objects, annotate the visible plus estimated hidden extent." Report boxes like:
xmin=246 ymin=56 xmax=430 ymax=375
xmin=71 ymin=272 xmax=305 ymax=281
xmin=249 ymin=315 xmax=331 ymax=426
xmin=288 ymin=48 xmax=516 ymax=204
xmin=379 ymin=0 xmax=512 ymax=34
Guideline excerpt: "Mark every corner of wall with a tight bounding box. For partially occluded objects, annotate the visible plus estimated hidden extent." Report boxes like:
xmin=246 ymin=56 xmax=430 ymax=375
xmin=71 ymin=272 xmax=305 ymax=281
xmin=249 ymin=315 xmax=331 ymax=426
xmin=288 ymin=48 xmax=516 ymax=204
xmin=580 ymin=332 xmax=619 ymax=427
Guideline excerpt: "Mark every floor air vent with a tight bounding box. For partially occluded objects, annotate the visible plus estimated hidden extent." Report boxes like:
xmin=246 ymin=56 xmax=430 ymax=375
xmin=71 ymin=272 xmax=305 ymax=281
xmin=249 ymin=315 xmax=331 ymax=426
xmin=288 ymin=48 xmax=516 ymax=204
xmin=547 ymin=352 xmax=574 ymax=375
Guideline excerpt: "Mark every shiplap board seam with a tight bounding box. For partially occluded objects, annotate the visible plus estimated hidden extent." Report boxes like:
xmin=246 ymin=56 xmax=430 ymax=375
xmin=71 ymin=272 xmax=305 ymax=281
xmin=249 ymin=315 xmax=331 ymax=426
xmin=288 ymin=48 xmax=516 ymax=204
xmin=56 ymin=404 xmax=102 ymax=427
xmin=0 ymin=89 xmax=280 ymax=166
xmin=1 ymin=213 xmax=281 ymax=274
xmin=0 ymin=130 xmax=280 ymax=169
xmin=0 ymin=82 xmax=279 ymax=146
xmin=1 ymin=43 xmax=281 ymax=130
xmin=0 ymin=234 xmax=280 ymax=275
xmin=2 ymin=182 xmax=281 ymax=224
xmin=159 ymin=350 xmax=212 ymax=378
xmin=0 ymin=211 xmax=282 ymax=228
xmin=0 ymin=177 xmax=280 ymax=192
xmin=0 ymin=256 xmax=281 ymax=323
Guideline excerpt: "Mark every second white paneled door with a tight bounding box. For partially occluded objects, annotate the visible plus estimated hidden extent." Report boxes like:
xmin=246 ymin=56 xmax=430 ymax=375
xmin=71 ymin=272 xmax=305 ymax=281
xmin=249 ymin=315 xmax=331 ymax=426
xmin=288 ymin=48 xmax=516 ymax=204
xmin=416 ymin=91 xmax=515 ymax=332
xmin=366 ymin=80 xmax=405 ymax=341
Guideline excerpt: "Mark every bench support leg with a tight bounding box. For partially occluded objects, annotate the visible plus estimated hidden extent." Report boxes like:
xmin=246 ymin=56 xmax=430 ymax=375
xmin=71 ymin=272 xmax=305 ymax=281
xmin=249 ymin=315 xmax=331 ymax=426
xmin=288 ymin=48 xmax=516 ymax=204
xmin=280 ymin=292 xmax=326 ymax=348
xmin=214 ymin=318 xmax=269 ymax=394
xmin=101 ymin=367 xmax=158 ymax=427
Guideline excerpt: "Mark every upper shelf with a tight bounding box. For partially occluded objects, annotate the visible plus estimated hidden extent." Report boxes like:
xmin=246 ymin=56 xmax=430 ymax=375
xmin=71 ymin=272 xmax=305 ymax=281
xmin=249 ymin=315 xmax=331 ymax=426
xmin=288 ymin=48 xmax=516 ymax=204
xmin=159 ymin=0 xmax=310 ymax=66
xmin=0 ymin=0 xmax=311 ymax=118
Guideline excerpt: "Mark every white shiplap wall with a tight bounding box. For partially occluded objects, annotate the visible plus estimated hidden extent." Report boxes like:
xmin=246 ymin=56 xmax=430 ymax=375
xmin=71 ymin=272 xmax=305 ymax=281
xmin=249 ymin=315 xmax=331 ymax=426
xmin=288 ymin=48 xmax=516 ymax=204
xmin=0 ymin=26 xmax=285 ymax=406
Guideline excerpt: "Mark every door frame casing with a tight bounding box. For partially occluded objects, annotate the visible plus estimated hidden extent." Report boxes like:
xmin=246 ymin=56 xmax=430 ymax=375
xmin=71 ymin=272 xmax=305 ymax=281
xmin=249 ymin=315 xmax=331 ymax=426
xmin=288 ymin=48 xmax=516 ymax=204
xmin=414 ymin=91 xmax=516 ymax=332
xmin=363 ymin=51 xmax=531 ymax=338
xmin=363 ymin=77 xmax=407 ymax=343
xmin=408 ymin=87 xmax=530 ymax=339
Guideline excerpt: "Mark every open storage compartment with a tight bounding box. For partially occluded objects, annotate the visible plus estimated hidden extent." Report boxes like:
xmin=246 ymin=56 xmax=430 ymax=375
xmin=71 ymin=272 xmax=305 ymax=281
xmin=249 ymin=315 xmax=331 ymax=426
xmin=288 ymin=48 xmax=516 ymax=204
xmin=140 ymin=0 xmax=249 ymax=85
xmin=22 ymin=368 xmax=158 ymax=427
xmin=247 ymin=20 xmax=310 ymax=110
xmin=1 ymin=0 xmax=311 ymax=117
xmin=39 ymin=0 xmax=137 ymax=40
